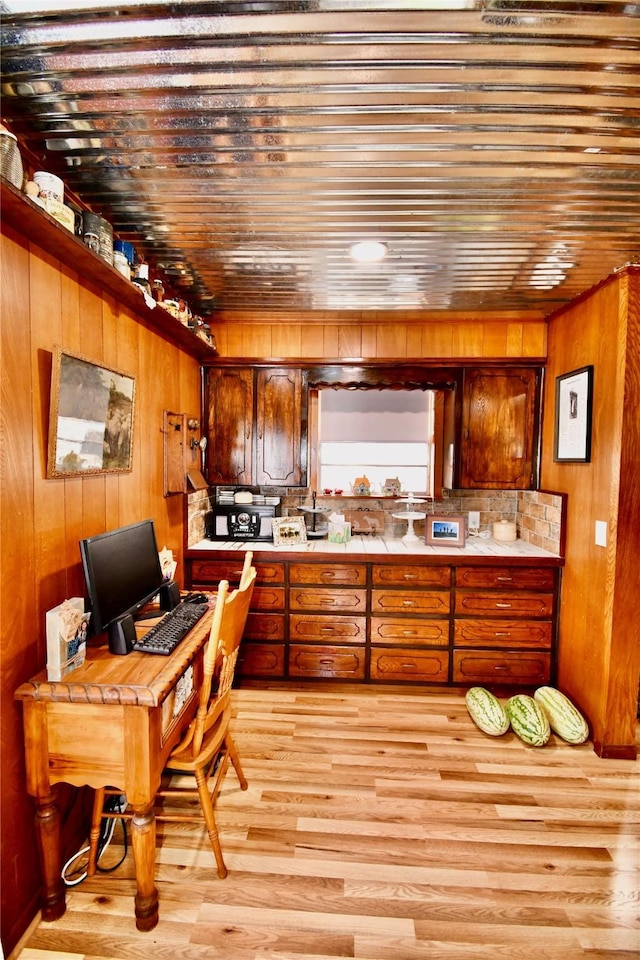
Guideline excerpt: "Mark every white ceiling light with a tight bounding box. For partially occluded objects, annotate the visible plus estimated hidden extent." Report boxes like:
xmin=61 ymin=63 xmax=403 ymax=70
xmin=349 ymin=240 xmax=388 ymax=263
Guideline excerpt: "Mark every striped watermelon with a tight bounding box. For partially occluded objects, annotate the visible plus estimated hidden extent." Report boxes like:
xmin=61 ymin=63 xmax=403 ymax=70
xmin=507 ymin=694 xmax=550 ymax=747
xmin=534 ymin=686 xmax=589 ymax=744
xmin=465 ymin=686 xmax=510 ymax=736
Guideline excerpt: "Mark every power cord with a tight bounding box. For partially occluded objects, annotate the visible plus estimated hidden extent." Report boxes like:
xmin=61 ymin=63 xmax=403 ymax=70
xmin=61 ymin=792 xmax=128 ymax=887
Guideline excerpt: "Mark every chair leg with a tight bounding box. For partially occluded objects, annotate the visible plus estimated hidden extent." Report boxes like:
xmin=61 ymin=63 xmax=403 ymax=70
xmin=195 ymin=766 xmax=227 ymax=879
xmin=87 ymin=787 xmax=105 ymax=877
xmin=225 ymin=732 xmax=248 ymax=791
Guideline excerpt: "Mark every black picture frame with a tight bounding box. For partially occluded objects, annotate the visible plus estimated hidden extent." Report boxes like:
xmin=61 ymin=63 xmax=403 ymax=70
xmin=553 ymin=365 xmax=593 ymax=463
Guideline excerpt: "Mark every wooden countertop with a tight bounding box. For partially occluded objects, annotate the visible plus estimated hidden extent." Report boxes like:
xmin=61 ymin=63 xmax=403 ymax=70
xmin=187 ymin=536 xmax=563 ymax=565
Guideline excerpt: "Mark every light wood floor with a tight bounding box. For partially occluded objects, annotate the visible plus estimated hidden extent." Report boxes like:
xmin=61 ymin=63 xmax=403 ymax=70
xmin=15 ymin=684 xmax=640 ymax=960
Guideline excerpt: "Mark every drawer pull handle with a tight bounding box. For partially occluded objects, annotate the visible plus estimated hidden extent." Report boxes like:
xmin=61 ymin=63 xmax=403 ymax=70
xmin=494 ymin=664 xmax=509 ymax=671
xmin=401 ymin=663 xmax=416 ymax=670
xmin=320 ymin=599 xmax=337 ymax=606
xmin=402 ymin=630 xmax=417 ymax=636
xmin=403 ymin=574 xmax=418 ymax=580
xmin=495 ymin=631 xmax=511 ymax=637
xmin=322 ymin=572 xmax=336 ymax=579
xmin=321 ymin=627 xmax=335 ymax=634
xmin=402 ymin=600 xmax=416 ymax=607
xmin=319 ymin=658 xmax=334 ymax=665
xmin=497 ymin=576 xmax=514 ymax=583
xmin=495 ymin=602 xmax=512 ymax=608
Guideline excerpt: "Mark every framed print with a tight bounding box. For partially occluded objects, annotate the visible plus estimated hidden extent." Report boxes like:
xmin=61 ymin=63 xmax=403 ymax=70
xmin=553 ymin=365 xmax=593 ymax=463
xmin=272 ymin=516 xmax=307 ymax=547
xmin=425 ymin=514 xmax=466 ymax=547
xmin=47 ymin=346 xmax=136 ymax=478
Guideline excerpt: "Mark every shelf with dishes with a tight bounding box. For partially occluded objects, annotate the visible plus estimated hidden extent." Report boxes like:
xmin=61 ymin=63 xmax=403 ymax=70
xmin=1 ymin=179 xmax=216 ymax=362
xmin=297 ymin=492 xmax=331 ymax=538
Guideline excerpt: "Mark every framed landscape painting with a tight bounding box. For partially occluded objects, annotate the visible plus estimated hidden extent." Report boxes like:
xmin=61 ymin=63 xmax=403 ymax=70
xmin=47 ymin=347 xmax=136 ymax=478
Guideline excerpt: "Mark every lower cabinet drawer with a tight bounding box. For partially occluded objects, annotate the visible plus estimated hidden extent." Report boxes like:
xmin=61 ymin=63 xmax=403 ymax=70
xmin=373 ymin=565 xmax=451 ymax=587
xmin=245 ymin=612 xmax=285 ymax=641
xmin=370 ymin=648 xmax=449 ymax=682
xmin=288 ymin=645 xmax=366 ymax=679
xmin=371 ymin=589 xmax=450 ymax=615
xmin=455 ymin=591 xmax=553 ymax=617
xmin=370 ymin=617 xmax=448 ymax=645
xmin=289 ymin=587 xmax=367 ymax=613
xmin=289 ymin=614 xmax=366 ymax=643
xmin=452 ymin=650 xmax=551 ymax=684
xmin=251 ymin=586 xmax=286 ymax=611
xmin=454 ymin=619 xmax=552 ymax=648
xmin=289 ymin=562 xmax=367 ymax=585
xmin=456 ymin=566 xmax=556 ymax=590
xmin=238 ymin=643 xmax=285 ymax=678
xmin=190 ymin=559 xmax=284 ymax=585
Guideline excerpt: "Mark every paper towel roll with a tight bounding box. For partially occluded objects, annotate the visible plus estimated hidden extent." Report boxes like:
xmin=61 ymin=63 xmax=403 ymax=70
xmin=492 ymin=520 xmax=517 ymax=542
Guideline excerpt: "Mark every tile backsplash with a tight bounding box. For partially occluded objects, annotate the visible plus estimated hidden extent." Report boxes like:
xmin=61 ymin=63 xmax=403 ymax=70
xmin=187 ymin=486 xmax=564 ymax=556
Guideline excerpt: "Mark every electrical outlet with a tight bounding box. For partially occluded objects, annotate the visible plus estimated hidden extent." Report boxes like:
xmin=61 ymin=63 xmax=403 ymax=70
xmin=468 ymin=511 xmax=480 ymax=529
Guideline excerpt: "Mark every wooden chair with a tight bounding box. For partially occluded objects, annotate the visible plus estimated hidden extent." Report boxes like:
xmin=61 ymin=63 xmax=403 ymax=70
xmin=88 ymin=552 xmax=256 ymax=880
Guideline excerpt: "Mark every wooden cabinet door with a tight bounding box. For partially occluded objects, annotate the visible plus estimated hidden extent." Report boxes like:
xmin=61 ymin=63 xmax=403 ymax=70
xmin=255 ymin=368 xmax=307 ymax=486
xmin=459 ymin=368 xmax=540 ymax=489
xmin=205 ymin=367 xmax=254 ymax=485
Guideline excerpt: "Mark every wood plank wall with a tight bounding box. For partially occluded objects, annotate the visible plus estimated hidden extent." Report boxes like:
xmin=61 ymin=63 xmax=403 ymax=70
xmin=211 ymin=310 xmax=548 ymax=360
xmin=541 ymin=268 xmax=640 ymax=759
xmin=0 ymin=224 xmax=202 ymax=956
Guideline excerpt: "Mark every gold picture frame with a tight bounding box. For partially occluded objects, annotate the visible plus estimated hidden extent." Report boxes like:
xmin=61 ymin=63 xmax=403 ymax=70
xmin=272 ymin=516 xmax=307 ymax=547
xmin=47 ymin=346 xmax=136 ymax=478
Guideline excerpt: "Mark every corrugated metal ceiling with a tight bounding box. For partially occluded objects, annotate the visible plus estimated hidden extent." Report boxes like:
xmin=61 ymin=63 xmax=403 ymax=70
xmin=1 ymin=1 xmax=639 ymax=317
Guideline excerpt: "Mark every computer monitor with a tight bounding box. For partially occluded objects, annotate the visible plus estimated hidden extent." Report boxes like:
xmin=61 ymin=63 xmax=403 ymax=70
xmin=79 ymin=519 xmax=167 ymax=653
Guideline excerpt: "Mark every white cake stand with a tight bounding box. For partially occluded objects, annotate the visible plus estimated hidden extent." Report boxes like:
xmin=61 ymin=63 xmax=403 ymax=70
xmin=392 ymin=510 xmax=426 ymax=543
xmin=392 ymin=494 xmax=427 ymax=542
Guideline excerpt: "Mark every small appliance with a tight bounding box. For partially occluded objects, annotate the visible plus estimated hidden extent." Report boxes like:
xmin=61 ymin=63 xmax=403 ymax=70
xmin=207 ymin=488 xmax=281 ymax=542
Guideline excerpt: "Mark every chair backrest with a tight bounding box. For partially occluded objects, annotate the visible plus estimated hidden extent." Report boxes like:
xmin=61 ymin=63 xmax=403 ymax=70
xmin=189 ymin=558 xmax=257 ymax=757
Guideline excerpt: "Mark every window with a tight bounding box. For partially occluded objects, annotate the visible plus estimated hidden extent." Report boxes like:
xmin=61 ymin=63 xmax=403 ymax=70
xmin=317 ymin=389 xmax=435 ymax=496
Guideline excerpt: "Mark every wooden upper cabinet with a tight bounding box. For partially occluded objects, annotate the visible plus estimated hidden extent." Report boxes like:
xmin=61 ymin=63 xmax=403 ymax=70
xmin=205 ymin=366 xmax=308 ymax=486
xmin=206 ymin=367 xmax=254 ymax=485
xmin=255 ymin=368 xmax=307 ymax=486
xmin=458 ymin=367 xmax=540 ymax=489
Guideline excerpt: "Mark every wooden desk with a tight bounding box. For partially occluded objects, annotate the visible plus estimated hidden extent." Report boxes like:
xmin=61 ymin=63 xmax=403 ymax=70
xmin=15 ymin=609 xmax=214 ymax=931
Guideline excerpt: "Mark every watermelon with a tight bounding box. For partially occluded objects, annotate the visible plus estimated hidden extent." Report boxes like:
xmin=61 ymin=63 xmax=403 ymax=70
xmin=507 ymin=694 xmax=550 ymax=747
xmin=534 ymin=686 xmax=589 ymax=744
xmin=465 ymin=686 xmax=510 ymax=736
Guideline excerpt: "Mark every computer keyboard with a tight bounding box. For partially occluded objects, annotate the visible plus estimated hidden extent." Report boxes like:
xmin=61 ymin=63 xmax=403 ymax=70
xmin=133 ymin=602 xmax=209 ymax=656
